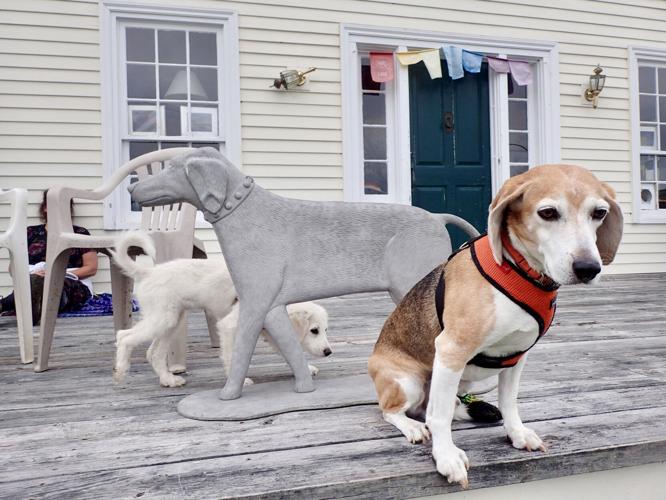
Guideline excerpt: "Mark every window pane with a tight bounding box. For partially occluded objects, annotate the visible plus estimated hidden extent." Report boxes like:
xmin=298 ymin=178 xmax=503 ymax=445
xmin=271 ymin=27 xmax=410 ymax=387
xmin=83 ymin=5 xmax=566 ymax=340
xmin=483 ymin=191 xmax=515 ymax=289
xmin=159 ymin=65 xmax=186 ymax=99
xmin=362 ymin=93 xmax=386 ymax=125
xmin=508 ymin=100 xmax=527 ymax=130
xmin=192 ymin=142 xmax=220 ymax=150
xmin=641 ymin=126 xmax=657 ymax=148
xmin=162 ymin=102 xmax=186 ymax=136
xmin=361 ymin=63 xmax=384 ymax=91
xmin=508 ymin=79 xmax=526 ymax=98
xmin=129 ymin=141 xmax=158 ymax=159
xmin=190 ymin=32 xmax=217 ymax=65
xmin=641 ymin=184 xmax=655 ymax=209
xmin=363 ymin=127 xmax=387 ymax=160
xmin=158 ymin=30 xmax=186 ymax=64
xmin=659 ymin=156 xmax=666 ymax=181
xmin=660 ymin=184 xmax=666 ymax=209
xmin=510 ymin=164 xmax=529 ymax=177
xmin=127 ymin=64 xmax=156 ymax=99
xmin=161 ymin=141 xmax=189 ymax=149
xmin=190 ymin=67 xmax=217 ymax=101
xmin=659 ymin=68 xmax=666 ymax=95
xmin=640 ymin=94 xmax=657 ymax=122
xmin=639 ymin=66 xmax=656 ymax=94
xmin=510 ymin=132 xmax=528 ymax=163
xmin=640 ymin=155 xmax=656 ymax=181
xmin=364 ymin=162 xmax=388 ymax=194
xmin=662 ymin=125 xmax=666 ymax=151
xmin=660 ymin=96 xmax=666 ymax=123
xmin=126 ymin=28 xmax=154 ymax=62
xmin=128 ymin=104 xmax=157 ymax=134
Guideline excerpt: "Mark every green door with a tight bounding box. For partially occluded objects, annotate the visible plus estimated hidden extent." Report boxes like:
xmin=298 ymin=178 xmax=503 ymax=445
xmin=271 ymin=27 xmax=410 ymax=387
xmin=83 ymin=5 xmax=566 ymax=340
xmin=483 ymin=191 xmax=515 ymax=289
xmin=409 ymin=59 xmax=491 ymax=249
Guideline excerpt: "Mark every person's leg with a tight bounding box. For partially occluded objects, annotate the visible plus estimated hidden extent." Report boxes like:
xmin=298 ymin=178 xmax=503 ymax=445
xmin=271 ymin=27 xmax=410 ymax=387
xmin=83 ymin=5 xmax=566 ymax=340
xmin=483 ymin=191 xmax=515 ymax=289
xmin=60 ymin=279 xmax=91 ymax=312
xmin=0 ymin=292 xmax=16 ymax=313
xmin=30 ymin=275 xmax=44 ymax=325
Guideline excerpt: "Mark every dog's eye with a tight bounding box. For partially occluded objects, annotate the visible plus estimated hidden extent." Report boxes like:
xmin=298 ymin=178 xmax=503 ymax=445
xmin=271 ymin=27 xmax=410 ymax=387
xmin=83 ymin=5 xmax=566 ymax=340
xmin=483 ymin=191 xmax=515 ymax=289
xmin=591 ymin=208 xmax=608 ymax=220
xmin=310 ymin=327 xmax=319 ymax=335
xmin=537 ymin=208 xmax=560 ymax=221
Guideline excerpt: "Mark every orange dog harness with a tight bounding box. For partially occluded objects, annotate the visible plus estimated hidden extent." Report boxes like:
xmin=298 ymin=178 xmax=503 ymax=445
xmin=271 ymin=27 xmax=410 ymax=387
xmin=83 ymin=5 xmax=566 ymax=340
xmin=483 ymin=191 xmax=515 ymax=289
xmin=436 ymin=233 xmax=559 ymax=369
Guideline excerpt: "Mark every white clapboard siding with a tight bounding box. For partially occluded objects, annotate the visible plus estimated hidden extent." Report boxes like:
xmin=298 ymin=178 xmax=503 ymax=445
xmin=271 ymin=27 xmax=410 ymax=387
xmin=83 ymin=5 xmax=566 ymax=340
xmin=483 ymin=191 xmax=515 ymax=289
xmin=2 ymin=0 xmax=666 ymax=295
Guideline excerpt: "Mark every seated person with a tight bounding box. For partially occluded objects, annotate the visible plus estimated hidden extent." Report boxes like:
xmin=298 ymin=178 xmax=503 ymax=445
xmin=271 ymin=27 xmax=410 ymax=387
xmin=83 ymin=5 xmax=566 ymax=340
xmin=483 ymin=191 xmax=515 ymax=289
xmin=0 ymin=190 xmax=98 ymax=324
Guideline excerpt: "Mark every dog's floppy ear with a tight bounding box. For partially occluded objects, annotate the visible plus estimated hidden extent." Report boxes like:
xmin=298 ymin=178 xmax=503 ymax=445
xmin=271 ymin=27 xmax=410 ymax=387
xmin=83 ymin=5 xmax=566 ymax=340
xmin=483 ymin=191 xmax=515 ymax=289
xmin=597 ymin=182 xmax=623 ymax=265
xmin=487 ymin=176 xmax=532 ymax=264
xmin=184 ymin=157 xmax=227 ymax=214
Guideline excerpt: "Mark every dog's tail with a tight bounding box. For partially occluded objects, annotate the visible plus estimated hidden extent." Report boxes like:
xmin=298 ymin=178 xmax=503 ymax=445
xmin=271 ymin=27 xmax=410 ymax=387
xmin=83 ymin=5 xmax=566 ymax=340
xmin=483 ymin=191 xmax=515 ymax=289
xmin=432 ymin=213 xmax=480 ymax=242
xmin=110 ymin=231 xmax=156 ymax=279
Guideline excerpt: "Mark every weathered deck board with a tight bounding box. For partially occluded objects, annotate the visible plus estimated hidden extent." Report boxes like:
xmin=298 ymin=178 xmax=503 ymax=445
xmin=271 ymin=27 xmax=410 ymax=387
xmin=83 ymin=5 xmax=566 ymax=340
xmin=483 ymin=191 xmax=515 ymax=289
xmin=0 ymin=273 xmax=665 ymax=499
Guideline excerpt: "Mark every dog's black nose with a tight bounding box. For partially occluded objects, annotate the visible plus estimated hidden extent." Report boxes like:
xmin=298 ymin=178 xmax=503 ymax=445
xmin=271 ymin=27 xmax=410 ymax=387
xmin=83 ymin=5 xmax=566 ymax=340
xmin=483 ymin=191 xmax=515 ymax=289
xmin=323 ymin=348 xmax=332 ymax=357
xmin=572 ymin=259 xmax=601 ymax=283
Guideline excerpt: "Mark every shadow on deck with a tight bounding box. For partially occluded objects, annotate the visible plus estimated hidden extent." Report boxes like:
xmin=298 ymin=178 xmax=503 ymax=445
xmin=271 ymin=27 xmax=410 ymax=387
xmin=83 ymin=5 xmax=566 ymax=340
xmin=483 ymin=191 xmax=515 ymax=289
xmin=0 ymin=273 xmax=664 ymax=498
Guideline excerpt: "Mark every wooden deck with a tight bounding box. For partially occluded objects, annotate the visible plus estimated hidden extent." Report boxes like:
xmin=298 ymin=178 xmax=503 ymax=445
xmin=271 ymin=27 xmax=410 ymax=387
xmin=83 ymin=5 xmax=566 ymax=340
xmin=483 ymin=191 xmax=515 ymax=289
xmin=1 ymin=273 xmax=665 ymax=499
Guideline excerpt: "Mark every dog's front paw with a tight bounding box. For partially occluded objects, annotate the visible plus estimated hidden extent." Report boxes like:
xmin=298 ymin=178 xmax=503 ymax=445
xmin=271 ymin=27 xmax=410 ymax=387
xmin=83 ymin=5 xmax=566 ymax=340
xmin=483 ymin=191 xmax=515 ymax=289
xmin=432 ymin=444 xmax=470 ymax=488
xmin=308 ymin=364 xmax=319 ymax=376
xmin=112 ymin=367 xmax=127 ymax=384
xmin=243 ymin=377 xmax=254 ymax=387
xmin=294 ymin=376 xmax=315 ymax=393
xmin=506 ymin=425 xmax=547 ymax=452
xmin=169 ymin=364 xmax=187 ymax=375
xmin=403 ymin=420 xmax=431 ymax=444
xmin=159 ymin=374 xmax=186 ymax=388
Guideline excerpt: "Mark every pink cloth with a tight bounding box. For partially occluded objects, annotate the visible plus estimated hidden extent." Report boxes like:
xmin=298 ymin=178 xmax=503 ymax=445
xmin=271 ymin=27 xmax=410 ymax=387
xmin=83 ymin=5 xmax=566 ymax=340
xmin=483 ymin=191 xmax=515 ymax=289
xmin=487 ymin=56 xmax=510 ymax=73
xmin=370 ymin=52 xmax=394 ymax=83
xmin=509 ymin=60 xmax=533 ymax=86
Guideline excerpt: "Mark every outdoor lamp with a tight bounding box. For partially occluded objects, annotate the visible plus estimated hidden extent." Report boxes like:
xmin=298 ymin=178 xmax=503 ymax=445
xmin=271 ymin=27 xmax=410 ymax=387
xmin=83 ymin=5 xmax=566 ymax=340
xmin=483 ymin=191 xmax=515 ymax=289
xmin=271 ymin=67 xmax=317 ymax=90
xmin=584 ymin=64 xmax=606 ymax=108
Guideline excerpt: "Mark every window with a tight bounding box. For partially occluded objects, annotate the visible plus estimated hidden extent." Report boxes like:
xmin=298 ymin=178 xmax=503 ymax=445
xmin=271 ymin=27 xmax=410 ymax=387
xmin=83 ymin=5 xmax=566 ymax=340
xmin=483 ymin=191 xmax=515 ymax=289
xmin=630 ymin=47 xmax=666 ymax=222
xmin=508 ymin=80 xmax=530 ymax=177
xmin=101 ymin=3 xmax=240 ymax=228
xmin=637 ymin=65 xmax=666 ymax=211
xmin=360 ymin=55 xmax=391 ymax=196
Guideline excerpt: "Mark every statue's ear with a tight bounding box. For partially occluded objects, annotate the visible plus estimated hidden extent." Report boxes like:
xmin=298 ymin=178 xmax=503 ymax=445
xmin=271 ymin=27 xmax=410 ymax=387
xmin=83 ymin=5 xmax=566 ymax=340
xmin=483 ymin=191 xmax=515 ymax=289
xmin=184 ymin=158 xmax=226 ymax=214
xmin=487 ymin=176 xmax=532 ymax=264
xmin=596 ymin=182 xmax=623 ymax=265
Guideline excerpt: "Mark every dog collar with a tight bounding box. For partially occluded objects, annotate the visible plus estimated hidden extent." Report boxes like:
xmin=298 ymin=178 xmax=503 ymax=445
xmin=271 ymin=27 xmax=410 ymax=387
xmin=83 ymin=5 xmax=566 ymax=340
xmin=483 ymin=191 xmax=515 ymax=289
xmin=203 ymin=176 xmax=255 ymax=224
xmin=500 ymin=231 xmax=558 ymax=289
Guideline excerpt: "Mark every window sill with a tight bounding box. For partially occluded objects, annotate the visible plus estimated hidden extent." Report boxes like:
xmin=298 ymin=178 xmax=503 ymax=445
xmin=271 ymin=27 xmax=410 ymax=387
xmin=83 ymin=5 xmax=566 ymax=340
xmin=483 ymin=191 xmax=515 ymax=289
xmin=633 ymin=210 xmax=666 ymax=224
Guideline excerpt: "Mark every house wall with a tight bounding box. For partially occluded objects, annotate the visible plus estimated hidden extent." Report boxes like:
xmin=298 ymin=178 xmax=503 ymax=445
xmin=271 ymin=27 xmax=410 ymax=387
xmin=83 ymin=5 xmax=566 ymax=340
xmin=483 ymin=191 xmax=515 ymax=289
xmin=1 ymin=0 xmax=666 ymax=295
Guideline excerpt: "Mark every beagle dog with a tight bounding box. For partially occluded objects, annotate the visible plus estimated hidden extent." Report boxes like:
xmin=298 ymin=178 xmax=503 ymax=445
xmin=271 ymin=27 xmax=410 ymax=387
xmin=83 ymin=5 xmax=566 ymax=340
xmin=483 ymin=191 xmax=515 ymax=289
xmin=368 ymin=164 xmax=623 ymax=487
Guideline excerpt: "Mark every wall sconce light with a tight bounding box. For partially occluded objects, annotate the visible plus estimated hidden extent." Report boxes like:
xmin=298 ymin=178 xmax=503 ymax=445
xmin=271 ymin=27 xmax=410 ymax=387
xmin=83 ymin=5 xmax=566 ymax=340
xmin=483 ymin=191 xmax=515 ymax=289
xmin=584 ymin=64 xmax=606 ymax=108
xmin=271 ymin=67 xmax=317 ymax=90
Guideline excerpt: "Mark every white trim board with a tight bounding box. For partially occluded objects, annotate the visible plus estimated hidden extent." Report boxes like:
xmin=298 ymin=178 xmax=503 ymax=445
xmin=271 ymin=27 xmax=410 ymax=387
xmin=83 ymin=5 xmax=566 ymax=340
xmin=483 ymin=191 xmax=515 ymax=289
xmin=340 ymin=24 xmax=560 ymax=204
xmin=100 ymin=1 xmax=241 ymax=229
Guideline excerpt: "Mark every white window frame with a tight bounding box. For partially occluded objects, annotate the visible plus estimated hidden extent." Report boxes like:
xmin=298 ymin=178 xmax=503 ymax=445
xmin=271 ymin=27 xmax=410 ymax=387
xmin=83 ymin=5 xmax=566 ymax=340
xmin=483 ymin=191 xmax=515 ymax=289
xmin=629 ymin=46 xmax=666 ymax=223
xmin=341 ymin=25 xmax=560 ymax=204
xmin=100 ymin=1 xmax=240 ymax=229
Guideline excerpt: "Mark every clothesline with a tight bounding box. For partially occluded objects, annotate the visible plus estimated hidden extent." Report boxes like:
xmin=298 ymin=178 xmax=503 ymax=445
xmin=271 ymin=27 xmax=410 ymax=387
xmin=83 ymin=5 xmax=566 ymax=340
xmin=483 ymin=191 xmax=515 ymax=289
xmin=369 ymin=45 xmax=533 ymax=86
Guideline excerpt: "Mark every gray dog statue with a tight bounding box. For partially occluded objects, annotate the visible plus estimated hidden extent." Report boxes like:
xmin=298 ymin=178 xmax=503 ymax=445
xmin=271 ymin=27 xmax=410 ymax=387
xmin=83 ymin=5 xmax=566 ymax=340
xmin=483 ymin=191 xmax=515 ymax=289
xmin=130 ymin=147 xmax=478 ymax=400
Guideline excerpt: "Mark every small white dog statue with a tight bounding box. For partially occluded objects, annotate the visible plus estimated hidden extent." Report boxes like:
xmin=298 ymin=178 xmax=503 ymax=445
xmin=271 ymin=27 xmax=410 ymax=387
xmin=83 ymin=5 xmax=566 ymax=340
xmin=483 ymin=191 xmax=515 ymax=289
xmin=111 ymin=231 xmax=332 ymax=387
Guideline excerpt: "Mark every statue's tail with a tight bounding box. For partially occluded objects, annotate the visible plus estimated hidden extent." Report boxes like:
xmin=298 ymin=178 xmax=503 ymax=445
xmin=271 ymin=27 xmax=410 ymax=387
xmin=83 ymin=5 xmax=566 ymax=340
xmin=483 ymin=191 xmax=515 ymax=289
xmin=432 ymin=213 xmax=480 ymax=241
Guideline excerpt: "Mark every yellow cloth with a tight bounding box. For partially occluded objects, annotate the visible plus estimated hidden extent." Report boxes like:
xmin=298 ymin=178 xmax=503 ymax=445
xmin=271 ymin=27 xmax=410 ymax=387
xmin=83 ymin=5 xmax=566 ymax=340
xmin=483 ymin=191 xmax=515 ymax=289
xmin=396 ymin=49 xmax=442 ymax=79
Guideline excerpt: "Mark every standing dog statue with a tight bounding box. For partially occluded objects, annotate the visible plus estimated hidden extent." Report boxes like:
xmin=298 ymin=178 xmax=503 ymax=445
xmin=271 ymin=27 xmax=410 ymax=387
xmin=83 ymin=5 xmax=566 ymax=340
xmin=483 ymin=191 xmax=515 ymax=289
xmin=129 ymin=147 xmax=478 ymax=400
xmin=368 ymin=164 xmax=623 ymax=486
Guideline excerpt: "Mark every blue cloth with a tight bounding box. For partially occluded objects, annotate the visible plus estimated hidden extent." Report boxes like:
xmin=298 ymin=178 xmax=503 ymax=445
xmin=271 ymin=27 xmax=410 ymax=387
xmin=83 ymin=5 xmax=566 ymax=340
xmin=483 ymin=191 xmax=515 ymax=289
xmin=462 ymin=50 xmax=483 ymax=73
xmin=58 ymin=293 xmax=140 ymax=318
xmin=442 ymin=45 xmax=464 ymax=80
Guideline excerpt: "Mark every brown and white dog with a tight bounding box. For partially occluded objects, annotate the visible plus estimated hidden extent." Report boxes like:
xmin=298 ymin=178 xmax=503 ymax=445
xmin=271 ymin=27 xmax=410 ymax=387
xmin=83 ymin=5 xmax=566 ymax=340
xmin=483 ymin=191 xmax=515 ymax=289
xmin=368 ymin=164 xmax=623 ymax=487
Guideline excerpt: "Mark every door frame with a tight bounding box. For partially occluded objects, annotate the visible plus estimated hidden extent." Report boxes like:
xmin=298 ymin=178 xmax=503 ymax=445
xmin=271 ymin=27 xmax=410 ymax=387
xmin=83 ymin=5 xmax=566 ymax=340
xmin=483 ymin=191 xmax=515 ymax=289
xmin=340 ymin=24 xmax=560 ymax=204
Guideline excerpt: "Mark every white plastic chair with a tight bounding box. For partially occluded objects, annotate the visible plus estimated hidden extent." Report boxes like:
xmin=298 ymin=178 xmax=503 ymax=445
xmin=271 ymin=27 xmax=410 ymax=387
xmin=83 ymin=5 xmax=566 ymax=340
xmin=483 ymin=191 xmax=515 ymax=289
xmin=0 ymin=188 xmax=34 ymax=363
xmin=34 ymin=148 xmax=217 ymax=372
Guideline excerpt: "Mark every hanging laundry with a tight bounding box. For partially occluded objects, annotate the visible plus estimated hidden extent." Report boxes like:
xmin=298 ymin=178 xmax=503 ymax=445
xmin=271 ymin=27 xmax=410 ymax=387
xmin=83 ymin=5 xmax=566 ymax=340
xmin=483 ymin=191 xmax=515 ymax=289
xmin=509 ymin=60 xmax=533 ymax=86
xmin=396 ymin=49 xmax=442 ymax=79
xmin=462 ymin=50 xmax=483 ymax=73
xmin=442 ymin=45 xmax=464 ymax=79
xmin=487 ymin=56 xmax=510 ymax=73
xmin=369 ymin=52 xmax=395 ymax=83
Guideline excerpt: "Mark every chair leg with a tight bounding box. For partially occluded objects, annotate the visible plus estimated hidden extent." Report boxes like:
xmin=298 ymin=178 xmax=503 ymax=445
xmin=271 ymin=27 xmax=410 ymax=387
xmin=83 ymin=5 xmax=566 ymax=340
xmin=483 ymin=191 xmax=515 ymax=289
xmin=34 ymin=251 xmax=69 ymax=372
xmin=167 ymin=313 xmax=188 ymax=373
xmin=9 ymin=251 xmax=34 ymax=364
xmin=205 ymin=311 xmax=220 ymax=348
xmin=110 ymin=261 xmax=134 ymax=334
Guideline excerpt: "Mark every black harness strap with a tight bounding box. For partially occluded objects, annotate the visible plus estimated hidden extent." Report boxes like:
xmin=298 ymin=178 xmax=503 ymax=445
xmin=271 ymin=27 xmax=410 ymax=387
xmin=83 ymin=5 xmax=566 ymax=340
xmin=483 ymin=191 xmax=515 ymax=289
xmin=435 ymin=269 xmax=445 ymax=330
